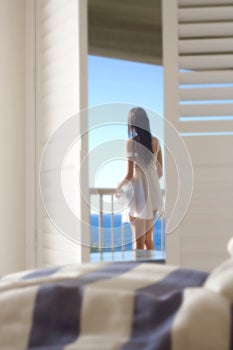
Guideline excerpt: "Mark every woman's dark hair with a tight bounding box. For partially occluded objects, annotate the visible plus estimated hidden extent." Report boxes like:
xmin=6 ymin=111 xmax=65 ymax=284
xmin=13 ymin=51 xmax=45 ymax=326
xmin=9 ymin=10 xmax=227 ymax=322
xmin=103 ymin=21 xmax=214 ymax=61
xmin=128 ymin=107 xmax=153 ymax=164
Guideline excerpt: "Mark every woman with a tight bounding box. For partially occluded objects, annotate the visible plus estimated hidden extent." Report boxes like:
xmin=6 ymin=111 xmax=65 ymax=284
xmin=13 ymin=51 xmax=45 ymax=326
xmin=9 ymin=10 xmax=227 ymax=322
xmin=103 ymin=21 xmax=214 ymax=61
xmin=117 ymin=107 xmax=163 ymax=250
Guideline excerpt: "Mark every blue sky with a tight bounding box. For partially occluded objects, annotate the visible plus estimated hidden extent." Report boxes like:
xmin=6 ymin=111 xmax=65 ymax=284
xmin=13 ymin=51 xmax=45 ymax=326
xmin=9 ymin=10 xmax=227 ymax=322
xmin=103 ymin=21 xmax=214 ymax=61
xmin=88 ymin=55 xmax=163 ymax=112
xmin=88 ymin=55 xmax=164 ymax=188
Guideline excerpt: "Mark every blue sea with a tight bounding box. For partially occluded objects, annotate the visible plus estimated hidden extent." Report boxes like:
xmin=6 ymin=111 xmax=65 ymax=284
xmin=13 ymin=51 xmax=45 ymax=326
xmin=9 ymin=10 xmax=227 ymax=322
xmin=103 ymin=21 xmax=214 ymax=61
xmin=90 ymin=214 xmax=165 ymax=252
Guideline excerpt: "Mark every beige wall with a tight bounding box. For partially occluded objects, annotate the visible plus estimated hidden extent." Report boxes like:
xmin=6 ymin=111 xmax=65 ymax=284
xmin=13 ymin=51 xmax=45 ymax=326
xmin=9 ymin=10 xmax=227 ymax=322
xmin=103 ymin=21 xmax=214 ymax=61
xmin=0 ymin=0 xmax=25 ymax=274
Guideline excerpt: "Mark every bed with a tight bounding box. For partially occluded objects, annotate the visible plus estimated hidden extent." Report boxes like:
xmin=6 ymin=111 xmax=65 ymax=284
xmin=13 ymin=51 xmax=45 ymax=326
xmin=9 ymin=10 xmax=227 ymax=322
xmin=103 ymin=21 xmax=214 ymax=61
xmin=0 ymin=257 xmax=232 ymax=350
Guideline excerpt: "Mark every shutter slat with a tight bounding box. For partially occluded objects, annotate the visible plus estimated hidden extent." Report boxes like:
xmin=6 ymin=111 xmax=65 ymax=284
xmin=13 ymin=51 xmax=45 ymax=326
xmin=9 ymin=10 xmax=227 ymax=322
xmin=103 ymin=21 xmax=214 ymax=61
xmin=41 ymin=21 xmax=75 ymax=55
xmin=179 ymin=71 xmax=233 ymax=84
xmin=40 ymin=0 xmax=68 ymax=13
xmin=179 ymin=120 xmax=233 ymax=133
xmin=41 ymin=76 xmax=74 ymax=98
xmin=179 ymin=54 xmax=233 ymax=69
xmin=179 ymin=103 xmax=233 ymax=116
xmin=40 ymin=1 xmax=73 ymax=30
xmin=179 ymin=0 xmax=233 ymax=6
xmin=40 ymin=55 xmax=76 ymax=82
xmin=179 ymin=38 xmax=233 ymax=54
xmin=178 ymin=22 xmax=233 ymax=38
xmin=178 ymin=7 xmax=233 ymax=23
xmin=179 ymin=87 xmax=233 ymax=100
xmin=41 ymin=77 xmax=75 ymax=99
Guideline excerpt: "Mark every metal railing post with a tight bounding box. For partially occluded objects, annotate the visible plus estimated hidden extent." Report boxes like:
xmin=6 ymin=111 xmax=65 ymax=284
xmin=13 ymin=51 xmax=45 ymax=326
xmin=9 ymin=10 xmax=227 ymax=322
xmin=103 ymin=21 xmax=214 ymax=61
xmin=111 ymin=194 xmax=114 ymax=253
xmin=99 ymin=193 xmax=103 ymax=259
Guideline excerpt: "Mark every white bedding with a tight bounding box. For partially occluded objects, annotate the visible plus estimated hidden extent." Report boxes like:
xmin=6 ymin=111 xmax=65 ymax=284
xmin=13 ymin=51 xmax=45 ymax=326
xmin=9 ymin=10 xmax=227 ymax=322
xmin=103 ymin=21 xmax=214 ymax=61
xmin=0 ymin=259 xmax=232 ymax=350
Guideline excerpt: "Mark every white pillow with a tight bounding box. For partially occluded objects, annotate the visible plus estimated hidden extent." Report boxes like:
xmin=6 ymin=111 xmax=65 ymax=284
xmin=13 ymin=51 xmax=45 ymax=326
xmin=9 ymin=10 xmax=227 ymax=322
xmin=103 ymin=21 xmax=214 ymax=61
xmin=204 ymin=257 xmax=233 ymax=302
xmin=227 ymin=237 xmax=233 ymax=257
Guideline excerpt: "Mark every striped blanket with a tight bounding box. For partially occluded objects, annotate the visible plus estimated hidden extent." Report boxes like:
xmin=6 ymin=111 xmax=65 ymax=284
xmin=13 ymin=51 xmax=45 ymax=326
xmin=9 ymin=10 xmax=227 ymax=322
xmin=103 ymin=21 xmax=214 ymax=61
xmin=0 ymin=259 xmax=232 ymax=350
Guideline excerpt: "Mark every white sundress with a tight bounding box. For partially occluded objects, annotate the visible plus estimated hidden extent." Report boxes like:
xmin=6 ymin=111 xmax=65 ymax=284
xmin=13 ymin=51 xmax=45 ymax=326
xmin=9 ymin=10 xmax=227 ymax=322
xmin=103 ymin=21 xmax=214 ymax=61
xmin=121 ymin=139 xmax=164 ymax=222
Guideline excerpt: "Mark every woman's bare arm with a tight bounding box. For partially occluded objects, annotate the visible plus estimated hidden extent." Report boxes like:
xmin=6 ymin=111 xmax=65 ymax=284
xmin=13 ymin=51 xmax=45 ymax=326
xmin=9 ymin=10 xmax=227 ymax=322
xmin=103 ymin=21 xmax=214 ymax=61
xmin=152 ymin=137 xmax=163 ymax=178
xmin=116 ymin=140 xmax=134 ymax=191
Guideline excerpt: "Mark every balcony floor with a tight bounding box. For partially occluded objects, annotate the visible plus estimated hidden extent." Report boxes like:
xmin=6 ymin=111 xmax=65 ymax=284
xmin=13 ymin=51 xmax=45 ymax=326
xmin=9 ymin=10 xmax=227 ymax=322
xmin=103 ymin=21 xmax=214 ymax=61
xmin=90 ymin=249 xmax=166 ymax=263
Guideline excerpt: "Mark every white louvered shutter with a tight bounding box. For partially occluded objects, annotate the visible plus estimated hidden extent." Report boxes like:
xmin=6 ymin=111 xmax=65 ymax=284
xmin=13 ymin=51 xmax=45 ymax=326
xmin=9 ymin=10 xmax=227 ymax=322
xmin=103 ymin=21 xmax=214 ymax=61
xmin=35 ymin=0 xmax=89 ymax=267
xmin=163 ymin=0 xmax=233 ymax=271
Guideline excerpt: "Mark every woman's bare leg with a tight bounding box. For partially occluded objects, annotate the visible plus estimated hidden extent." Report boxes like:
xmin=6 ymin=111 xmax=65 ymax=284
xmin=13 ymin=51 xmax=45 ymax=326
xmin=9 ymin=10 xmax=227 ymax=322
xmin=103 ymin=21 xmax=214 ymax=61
xmin=129 ymin=215 xmax=146 ymax=249
xmin=145 ymin=211 xmax=157 ymax=250
xmin=145 ymin=226 xmax=155 ymax=250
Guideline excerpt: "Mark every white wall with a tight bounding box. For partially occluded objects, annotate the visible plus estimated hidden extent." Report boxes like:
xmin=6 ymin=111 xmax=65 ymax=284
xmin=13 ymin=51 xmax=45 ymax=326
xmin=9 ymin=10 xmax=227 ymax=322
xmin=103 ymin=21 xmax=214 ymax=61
xmin=0 ymin=0 xmax=25 ymax=274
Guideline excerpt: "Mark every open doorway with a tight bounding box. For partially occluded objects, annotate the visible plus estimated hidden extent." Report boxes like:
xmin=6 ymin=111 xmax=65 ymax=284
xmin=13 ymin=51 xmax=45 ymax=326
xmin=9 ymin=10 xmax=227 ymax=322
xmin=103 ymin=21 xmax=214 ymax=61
xmin=87 ymin=0 xmax=165 ymax=262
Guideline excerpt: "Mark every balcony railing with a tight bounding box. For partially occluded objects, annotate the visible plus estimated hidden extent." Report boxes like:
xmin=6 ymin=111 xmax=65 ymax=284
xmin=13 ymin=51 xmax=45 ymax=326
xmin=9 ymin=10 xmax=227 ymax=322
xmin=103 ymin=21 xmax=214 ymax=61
xmin=89 ymin=187 xmax=166 ymax=262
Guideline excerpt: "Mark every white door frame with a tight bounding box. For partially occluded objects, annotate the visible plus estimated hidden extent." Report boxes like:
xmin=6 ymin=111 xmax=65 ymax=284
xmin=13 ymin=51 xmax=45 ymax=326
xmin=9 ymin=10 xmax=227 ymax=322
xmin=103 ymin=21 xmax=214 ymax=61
xmin=25 ymin=0 xmax=37 ymax=269
xmin=162 ymin=0 xmax=181 ymax=266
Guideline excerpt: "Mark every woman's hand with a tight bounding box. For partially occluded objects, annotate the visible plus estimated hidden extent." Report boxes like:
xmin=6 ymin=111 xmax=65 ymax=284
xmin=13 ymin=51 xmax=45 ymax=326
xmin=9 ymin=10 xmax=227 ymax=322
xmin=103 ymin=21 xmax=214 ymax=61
xmin=156 ymin=160 xmax=163 ymax=178
xmin=115 ymin=179 xmax=132 ymax=199
xmin=115 ymin=179 xmax=127 ymax=198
